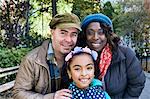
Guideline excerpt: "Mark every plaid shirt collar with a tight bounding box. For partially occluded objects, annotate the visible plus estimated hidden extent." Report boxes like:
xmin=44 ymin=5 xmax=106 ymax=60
xmin=47 ymin=42 xmax=57 ymax=65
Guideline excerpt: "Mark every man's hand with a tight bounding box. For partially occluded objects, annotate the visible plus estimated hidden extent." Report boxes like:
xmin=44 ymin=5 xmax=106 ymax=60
xmin=54 ymin=89 xmax=72 ymax=99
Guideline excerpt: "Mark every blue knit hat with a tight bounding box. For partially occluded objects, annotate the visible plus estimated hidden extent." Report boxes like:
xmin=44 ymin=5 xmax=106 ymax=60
xmin=81 ymin=13 xmax=113 ymax=32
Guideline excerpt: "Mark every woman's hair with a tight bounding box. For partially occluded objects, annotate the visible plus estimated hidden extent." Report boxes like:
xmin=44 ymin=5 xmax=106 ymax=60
xmin=61 ymin=50 xmax=100 ymax=88
xmin=77 ymin=22 xmax=120 ymax=51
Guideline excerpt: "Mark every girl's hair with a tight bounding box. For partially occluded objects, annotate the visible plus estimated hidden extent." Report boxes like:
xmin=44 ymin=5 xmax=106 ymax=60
xmin=77 ymin=22 xmax=120 ymax=51
xmin=61 ymin=47 xmax=100 ymax=88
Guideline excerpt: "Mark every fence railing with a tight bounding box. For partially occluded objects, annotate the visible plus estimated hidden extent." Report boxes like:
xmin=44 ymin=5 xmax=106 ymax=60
xmin=138 ymin=52 xmax=150 ymax=72
xmin=0 ymin=53 xmax=149 ymax=93
xmin=0 ymin=66 xmax=19 ymax=93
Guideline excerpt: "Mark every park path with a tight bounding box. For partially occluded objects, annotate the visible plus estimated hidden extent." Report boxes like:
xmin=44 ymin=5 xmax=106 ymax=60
xmin=140 ymin=72 xmax=150 ymax=99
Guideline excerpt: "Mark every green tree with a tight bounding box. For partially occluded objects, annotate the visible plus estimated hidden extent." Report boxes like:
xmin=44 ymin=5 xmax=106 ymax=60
xmin=114 ymin=0 xmax=150 ymax=50
xmin=102 ymin=1 xmax=114 ymax=19
xmin=0 ymin=0 xmax=30 ymax=48
xmin=72 ymin=0 xmax=102 ymax=20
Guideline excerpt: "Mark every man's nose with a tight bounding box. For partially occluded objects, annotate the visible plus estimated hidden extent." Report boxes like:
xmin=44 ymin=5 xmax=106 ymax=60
xmin=65 ymin=35 xmax=72 ymax=42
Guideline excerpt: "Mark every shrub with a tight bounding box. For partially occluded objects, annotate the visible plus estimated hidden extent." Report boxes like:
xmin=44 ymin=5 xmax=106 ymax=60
xmin=0 ymin=47 xmax=31 ymax=68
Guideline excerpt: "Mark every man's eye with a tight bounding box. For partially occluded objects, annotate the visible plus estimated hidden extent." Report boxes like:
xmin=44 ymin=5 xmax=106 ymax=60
xmin=60 ymin=32 xmax=65 ymax=34
xmin=71 ymin=33 xmax=77 ymax=37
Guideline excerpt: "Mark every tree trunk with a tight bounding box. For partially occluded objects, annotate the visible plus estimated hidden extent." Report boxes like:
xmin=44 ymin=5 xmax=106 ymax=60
xmin=52 ymin=0 xmax=57 ymax=17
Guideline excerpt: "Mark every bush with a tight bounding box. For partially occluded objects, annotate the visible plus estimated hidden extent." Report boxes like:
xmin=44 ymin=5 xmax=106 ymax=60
xmin=0 ymin=47 xmax=31 ymax=68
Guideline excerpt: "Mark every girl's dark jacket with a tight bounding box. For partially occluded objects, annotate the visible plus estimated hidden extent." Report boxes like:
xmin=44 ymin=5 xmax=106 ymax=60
xmin=104 ymin=45 xmax=145 ymax=99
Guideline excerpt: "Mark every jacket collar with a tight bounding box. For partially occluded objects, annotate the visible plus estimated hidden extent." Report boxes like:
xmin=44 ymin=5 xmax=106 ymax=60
xmin=35 ymin=40 xmax=50 ymax=69
xmin=47 ymin=43 xmax=57 ymax=65
xmin=111 ymin=46 xmax=126 ymax=64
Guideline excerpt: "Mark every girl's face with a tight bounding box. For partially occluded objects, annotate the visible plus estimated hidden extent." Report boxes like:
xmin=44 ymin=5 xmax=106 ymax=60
xmin=67 ymin=53 xmax=95 ymax=89
xmin=86 ymin=22 xmax=107 ymax=52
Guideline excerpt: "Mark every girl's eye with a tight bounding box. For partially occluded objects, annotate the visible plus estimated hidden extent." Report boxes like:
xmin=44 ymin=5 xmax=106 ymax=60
xmin=87 ymin=66 xmax=93 ymax=70
xmin=74 ymin=68 xmax=80 ymax=71
xmin=87 ymin=64 xmax=94 ymax=70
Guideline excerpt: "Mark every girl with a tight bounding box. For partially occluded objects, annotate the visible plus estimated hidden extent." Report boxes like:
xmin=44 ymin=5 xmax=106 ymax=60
xmin=62 ymin=46 xmax=110 ymax=99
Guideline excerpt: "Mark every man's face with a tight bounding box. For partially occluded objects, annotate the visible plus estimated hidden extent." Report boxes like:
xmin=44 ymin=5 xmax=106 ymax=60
xmin=51 ymin=27 xmax=79 ymax=55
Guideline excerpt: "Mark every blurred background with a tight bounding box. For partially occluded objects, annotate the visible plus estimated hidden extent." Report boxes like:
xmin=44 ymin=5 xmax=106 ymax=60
xmin=0 ymin=0 xmax=150 ymax=98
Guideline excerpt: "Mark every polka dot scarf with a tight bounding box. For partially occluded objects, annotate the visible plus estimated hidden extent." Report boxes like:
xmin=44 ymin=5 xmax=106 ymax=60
xmin=68 ymin=83 xmax=108 ymax=99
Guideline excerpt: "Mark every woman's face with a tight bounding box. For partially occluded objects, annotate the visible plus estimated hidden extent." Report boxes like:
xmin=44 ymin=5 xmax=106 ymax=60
xmin=85 ymin=22 xmax=107 ymax=52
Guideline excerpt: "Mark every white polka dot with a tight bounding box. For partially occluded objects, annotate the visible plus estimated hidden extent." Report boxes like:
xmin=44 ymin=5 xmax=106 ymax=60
xmin=87 ymin=93 xmax=89 ymax=96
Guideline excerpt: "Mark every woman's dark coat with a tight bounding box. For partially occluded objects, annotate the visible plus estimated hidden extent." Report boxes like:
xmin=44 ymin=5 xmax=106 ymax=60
xmin=104 ymin=45 xmax=145 ymax=99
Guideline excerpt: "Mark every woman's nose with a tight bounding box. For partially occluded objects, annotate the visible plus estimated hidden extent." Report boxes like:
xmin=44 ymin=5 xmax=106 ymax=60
xmin=93 ymin=33 xmax=99 ymax=40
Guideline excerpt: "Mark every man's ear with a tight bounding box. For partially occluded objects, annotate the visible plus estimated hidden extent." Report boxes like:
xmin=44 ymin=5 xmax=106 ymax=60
xmin=67 ymin=70 xmax=72 ymax=79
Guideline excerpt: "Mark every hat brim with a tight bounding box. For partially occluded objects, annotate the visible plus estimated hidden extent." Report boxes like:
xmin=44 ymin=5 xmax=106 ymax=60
xmin=56 ymin=23 xmax=81 ymax=31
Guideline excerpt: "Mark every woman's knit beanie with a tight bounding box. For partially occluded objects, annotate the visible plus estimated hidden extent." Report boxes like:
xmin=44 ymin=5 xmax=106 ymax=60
xmin=81 ymin=13 xmax=113 ymax=32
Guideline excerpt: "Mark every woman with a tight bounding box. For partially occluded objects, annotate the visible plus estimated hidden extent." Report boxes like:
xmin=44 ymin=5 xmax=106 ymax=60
xmin=77 ymin=13 xmax=146 ymax=99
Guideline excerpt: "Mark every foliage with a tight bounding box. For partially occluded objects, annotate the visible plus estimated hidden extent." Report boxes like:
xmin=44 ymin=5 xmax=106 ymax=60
xmin=29 ymin=0 xmax=51 ymax=38
xmin=71 ymin=0 xmax=118 ymax=30
xmin=113 ymin=0 xmax=150 ymax=52
xmin=0 ymin=0 xmax=29 ymax=48
xmin=0 ymin=74 xmax=16 ymax=85
xmin=57 ymin=0 xmax=73 ymax=14
xmin=102 ymin=1 xmax=115 ymax=19
xmin=72 ymin=0 xmax=102 ymax=20
xmin=72 ymin=0 xmax=119 ymax=34
xmin=111 ymin=3 xmax=124 ymax=35
xmin=0 ymin=0 xmax=45 ymax=48
xmin=0 ymin=47 xmax=31 ymax=68
xmin=1 ymin=0 xmax=149 ymax=66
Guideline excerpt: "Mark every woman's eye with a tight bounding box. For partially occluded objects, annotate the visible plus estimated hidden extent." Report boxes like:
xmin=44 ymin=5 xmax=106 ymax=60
xmin=88 ymin=32 xmax=94 ymax=35
xmin=97 ymin=29 xmax=104 ymax=35
xmin=87 ymin=30 xmax=94 ymax=35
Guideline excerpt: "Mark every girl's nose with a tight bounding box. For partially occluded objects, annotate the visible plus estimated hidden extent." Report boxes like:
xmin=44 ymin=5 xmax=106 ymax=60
xmin=81 ymin=70 xmax=87 ymax=76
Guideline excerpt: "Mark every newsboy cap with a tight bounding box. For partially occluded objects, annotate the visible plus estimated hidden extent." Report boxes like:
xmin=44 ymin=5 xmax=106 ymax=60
xmin=49 ymin=13 xmax=81 ymax=31
xmin=81 ymin=13 xmax=113 ymax=31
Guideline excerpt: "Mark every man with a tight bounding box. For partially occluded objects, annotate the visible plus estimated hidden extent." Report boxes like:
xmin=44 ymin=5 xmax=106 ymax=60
xmin=13 ymin=13 xmax=81 ymax=99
